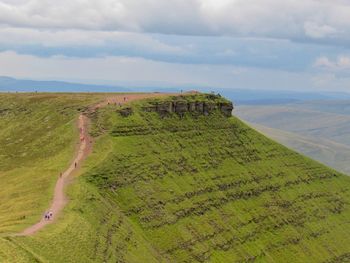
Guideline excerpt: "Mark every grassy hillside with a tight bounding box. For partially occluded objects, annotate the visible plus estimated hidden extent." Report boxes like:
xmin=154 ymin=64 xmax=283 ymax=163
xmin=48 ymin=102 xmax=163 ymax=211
xmin=0 ymin=93 xmax=103 ymax=234
xmin=1 ymin=94 xmax=350 ymax=262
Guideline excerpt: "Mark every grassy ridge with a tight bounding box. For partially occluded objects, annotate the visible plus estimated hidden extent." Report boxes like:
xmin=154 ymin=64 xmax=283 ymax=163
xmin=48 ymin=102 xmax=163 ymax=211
xmin=1 ymin=94 xmax=350 ymax=262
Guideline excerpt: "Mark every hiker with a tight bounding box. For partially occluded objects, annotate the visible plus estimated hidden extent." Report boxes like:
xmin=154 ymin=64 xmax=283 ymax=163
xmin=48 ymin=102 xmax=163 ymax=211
xmin=60 ymin=172 xmax=62 ymax=178
xmin=123 ymin=97 xmax=126 ymax=102
xmin=48 ymin=211 xmax=53 ymax=220
xmin=44 ymin=212 xmax=49 ymax=220
xmin=75 ymin=162 xmax=77 ymax=168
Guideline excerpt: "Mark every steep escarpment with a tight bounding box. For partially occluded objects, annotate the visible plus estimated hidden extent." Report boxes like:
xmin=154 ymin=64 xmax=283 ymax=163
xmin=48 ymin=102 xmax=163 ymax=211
xmin=84 ymin=94 xmax=350 ymax=262
xmin=116 ymin=94 xmax=233 ymax=119
xmin=140 ymin=94 xmax=233 ymax=117
xmin=6 ymin=94 xmax=350 ymax=263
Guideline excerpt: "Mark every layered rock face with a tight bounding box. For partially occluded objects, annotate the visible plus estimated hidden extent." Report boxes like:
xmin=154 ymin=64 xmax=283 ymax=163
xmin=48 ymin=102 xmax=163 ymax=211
xmin=142 ymin=100 xmax=233 ymax=117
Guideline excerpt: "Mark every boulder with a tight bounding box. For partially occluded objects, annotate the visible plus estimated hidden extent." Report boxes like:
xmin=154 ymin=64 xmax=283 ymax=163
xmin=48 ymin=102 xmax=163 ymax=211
xmin=220 ymin=102 xmax=234 ymax=117
xmin=118 ymin=107 xmax=133 ymax=117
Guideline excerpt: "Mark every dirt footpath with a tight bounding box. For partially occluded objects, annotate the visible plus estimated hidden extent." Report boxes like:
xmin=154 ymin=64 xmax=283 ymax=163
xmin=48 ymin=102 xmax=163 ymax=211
xmin=18 ymin=93 xmax=178 ymax=236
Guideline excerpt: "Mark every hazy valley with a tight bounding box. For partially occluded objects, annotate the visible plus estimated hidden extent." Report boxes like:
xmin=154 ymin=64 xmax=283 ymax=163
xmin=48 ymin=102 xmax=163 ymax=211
xmin=236 ymin=100 xmax=350 ymax=175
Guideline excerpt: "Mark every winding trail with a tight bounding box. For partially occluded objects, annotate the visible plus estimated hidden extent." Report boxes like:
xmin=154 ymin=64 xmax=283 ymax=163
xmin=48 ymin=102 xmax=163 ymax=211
xmin=19 ymin=114 xmax=91 ymax=236
xmin=18 ymin=93 xmax=178 ymax=236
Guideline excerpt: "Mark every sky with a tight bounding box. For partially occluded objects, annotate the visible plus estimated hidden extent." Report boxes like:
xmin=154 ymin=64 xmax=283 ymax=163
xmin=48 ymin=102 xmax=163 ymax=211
xmin=1 ymin=0 xmax=350 ymax=91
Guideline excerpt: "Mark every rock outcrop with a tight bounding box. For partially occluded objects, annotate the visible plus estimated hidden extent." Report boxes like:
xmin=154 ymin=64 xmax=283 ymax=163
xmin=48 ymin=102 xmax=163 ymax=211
xmin=142 ymin=99 xmax=233 ymax=117
xmin=117 ymin=95 xmax=234 ymax=118
xmin=118 ymin=107 xmax=133 ymax=117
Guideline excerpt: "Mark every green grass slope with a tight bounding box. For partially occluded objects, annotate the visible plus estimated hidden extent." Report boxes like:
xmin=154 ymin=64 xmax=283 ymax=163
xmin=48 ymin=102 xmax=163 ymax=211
xmin=0 ymin=93 xmax=103 ymax=234
xmin=2 ymin=94 xmax=350 ymax=263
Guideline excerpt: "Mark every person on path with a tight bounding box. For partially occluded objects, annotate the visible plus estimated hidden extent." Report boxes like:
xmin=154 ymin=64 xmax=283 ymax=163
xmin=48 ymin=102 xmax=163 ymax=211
xmin=48 ymin=211 xmax=53 ymax=220
xmin=75 ymin=162 xmax=77 ymax=168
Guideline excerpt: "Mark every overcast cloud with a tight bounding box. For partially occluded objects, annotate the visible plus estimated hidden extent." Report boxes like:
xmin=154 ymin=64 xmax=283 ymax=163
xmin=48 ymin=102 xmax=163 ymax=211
xmin=1 ymin=0 xmax=350 ymax=91
xmin=1 ymin=0 xmax=350 ymax=42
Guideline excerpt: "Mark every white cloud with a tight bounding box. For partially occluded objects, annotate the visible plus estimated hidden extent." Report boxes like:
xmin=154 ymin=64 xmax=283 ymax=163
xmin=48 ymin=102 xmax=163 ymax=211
xmin=0 ymin=27 xmax=185 ymax=55
xmin=3 ymin=50 xmax=350 ymax=91
xmin=314 ymin=55 xmax=350 ymax=70
xmin=0 ymin=50 xmax=314 ymax=90
xmin=304 ymin=22 xmax=337 ymax=39
xmin=314 ymin=56 xmax=334 ymax=68
xmin=2 ymin=0 xmax=350 ymax=91
xmin=1 ymin=0 xmax=350 ymax=43
xmin=0 ymin=50 xmax=217 ymax=84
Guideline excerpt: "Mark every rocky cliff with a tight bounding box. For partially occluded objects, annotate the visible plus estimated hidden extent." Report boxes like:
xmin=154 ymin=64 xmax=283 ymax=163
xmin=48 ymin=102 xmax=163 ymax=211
xmin=141 ymin=95 xmax=234 ymax=117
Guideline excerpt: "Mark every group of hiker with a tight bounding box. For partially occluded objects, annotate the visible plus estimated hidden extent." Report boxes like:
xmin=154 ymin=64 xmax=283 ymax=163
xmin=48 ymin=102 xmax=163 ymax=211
xmin=107 ymin=96 xmax=128 ymax=107
xmin=44 ymin=211 xmax=53 ymax=220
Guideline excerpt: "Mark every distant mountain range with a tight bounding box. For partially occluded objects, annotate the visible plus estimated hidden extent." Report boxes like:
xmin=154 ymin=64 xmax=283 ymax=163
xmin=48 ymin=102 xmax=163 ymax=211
xmin=0 ymin=76 xmax=130 ymax=93
xmin=2 ymin=76 xmax=350 ymax=104
xmin=219 ymin=89 xmax=350 ymax=105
